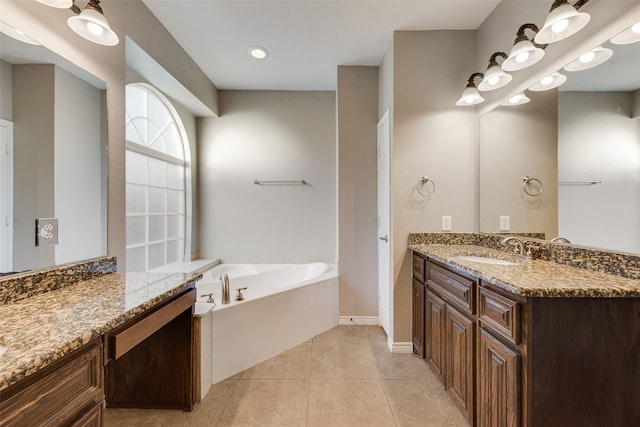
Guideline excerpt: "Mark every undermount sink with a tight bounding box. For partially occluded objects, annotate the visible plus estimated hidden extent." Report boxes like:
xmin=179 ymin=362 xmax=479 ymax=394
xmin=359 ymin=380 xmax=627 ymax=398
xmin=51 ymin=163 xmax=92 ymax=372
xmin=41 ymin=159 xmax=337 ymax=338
xmin=455 ymin=255 xmax=518 ymax=266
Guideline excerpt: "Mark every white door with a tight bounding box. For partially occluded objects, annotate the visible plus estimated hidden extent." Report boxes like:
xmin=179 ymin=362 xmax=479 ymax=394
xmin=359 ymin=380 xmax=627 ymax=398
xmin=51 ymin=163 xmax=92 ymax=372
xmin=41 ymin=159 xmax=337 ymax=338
xmin=0 ymin=120 xmax=13 ymax=272
xmin=377 ymin=110 xmax=391 ymax=337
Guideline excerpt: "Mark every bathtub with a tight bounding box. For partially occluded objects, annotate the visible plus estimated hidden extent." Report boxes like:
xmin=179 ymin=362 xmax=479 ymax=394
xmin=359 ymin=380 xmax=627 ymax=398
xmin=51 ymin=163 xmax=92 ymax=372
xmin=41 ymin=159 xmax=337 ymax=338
xmin=195 ymin=262 xmax=339 ymax=391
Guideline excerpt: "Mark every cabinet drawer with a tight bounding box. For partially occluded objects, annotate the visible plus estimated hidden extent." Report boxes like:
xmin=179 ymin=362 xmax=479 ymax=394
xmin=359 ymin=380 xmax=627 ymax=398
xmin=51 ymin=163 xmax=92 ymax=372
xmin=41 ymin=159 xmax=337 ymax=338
xmin=427 ymin=262 xmax=475 ymax=314
xmin=479 ymin=287 xmax=520 ymax=345
xmin=413 ymin=252 xmax=426 ymax=282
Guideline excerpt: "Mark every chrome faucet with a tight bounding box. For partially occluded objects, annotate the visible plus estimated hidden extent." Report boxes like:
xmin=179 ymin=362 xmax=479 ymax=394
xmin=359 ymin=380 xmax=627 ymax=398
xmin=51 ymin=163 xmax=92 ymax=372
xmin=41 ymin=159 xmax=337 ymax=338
xmin=220 ymin=273 xmax=230 ymax=304
xmin=500 ymin=236 xmax=527 ymax=256
xmin=550 ymin=236 xmax=571 ymax=244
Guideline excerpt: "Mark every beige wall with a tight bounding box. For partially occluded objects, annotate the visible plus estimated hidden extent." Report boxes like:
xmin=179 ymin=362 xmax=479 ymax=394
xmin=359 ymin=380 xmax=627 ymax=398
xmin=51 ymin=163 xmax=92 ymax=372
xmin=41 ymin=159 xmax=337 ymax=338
xmin=337 ymin=66 xmax=379 ymax=318
xmin=1 ymin=0 xmax=218 ymax=270
xmin=391 ymin=31 xmax=478 ymax=342
xmin=0 ymin=60 xmax=12 ymax=120
xmin=198 ymin=91 xmax=336 ymax=263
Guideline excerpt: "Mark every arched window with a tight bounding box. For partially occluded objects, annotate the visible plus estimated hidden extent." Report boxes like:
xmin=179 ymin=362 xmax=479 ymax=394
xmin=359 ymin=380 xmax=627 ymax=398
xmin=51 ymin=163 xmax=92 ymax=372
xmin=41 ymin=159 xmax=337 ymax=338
xmin=125 ymin=83 xmax=189 ymax=271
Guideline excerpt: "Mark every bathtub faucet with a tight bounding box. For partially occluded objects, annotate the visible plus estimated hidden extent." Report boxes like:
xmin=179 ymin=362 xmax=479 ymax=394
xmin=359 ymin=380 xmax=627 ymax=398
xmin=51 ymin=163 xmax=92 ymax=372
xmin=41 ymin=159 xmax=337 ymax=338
xmin=220 ymin=273 xmax=230 ymax=304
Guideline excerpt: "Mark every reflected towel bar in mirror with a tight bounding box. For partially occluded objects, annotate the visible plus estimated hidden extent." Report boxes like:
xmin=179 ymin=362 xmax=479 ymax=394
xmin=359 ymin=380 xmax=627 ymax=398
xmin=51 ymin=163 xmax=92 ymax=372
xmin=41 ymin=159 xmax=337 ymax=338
xmin=558 ymin=180 xmax=602 ymax=185
xmin=254 ymin=180 xmax=308 ymax=185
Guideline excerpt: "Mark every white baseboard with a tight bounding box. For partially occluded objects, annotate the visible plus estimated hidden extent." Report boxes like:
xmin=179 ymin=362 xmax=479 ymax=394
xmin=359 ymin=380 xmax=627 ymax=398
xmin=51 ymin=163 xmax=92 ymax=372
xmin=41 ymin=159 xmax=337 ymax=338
xmin=389 ymin=341 xmax=413 ymax=353
xmin=338 ymin=316 xmax=379 ymax=326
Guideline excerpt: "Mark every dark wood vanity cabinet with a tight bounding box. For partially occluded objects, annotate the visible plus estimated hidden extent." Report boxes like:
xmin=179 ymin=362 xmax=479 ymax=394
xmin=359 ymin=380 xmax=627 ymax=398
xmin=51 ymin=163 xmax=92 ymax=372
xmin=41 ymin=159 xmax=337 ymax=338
xmin=412 ymin=252 xmax=426 ymax=357
xmin=412 ymin=250 xmax=640 ymax=426
xmin=0 ymin=341 xmax=104 ymax=427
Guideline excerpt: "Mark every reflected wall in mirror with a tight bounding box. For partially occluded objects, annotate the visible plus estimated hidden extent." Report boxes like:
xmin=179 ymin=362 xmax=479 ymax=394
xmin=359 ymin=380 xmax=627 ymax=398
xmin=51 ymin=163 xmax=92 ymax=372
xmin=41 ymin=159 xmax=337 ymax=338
xmin=479 ymin=38 xmax=640 ymax=254
xmin=0 ymin=30 xmax=108 ymax=275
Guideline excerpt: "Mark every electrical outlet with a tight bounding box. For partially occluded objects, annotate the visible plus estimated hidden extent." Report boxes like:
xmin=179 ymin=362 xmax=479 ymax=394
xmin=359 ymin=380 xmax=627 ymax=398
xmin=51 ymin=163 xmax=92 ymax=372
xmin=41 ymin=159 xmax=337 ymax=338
xmin=500 ymin=215 xmax=511 ymax=231
xmin=441 ymin=215 xmax=452 ymax=231
xmin=36 ymin=218 xmax=58 ymax=246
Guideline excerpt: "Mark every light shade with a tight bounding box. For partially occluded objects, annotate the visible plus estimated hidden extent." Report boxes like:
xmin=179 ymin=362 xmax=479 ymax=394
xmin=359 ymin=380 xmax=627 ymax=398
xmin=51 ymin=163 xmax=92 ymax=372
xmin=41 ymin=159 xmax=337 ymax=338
xmin=0 ymin=21 xmax=40 ymax=45
xmin=502 ymin=23 xmax=546 ymax=72
xmin=36 ymin=0 xmax=73 ymax=8
xmin=456 ymin=72 xmax=485 ymax=106
xmin=534 ymin=1 xmax=590 ymax=44
xmin=611 ymin=21 xmax=640 ymax=45
xmin=502 ymin=92 xmax=530 ymax=106
xmin=478 ymin=52 xmax=512 ymax=91
xmin=528 ymin=72 xmax=567 ymax=91
xmin=68 ymin=3 xmax=119 ymax=46
xmin=563 ymin=46 xmax=612 ymax=72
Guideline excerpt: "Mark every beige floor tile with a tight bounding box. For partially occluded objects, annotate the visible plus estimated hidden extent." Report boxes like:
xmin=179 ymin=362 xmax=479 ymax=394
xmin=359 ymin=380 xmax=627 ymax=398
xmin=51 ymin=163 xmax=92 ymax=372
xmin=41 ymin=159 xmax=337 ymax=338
xmin=373 ymin=350 xmax=434 ymax=380
xmin=312 ymin=325 xmax=387 ymax=344
xmin=307 ymin=379 xmax=396 ymax=427
xmin=240 ymin=342 xmax=312 ymax=379
xmin=382 ymin=378 xmax=470 ymax=427
xmin=310 ymin=340 xmax=380 ymax=380
xmin=217 ymin=379 xmax=309 ymax=426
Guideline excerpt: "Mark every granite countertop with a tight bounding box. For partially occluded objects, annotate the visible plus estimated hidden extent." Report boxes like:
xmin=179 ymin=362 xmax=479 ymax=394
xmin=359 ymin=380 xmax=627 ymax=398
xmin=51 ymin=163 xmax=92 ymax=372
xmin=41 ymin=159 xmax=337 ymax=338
xmin=0 ymin=271 xmax=202 ymax=392
xmin=410 ymin=244 xmax=640 ymax=298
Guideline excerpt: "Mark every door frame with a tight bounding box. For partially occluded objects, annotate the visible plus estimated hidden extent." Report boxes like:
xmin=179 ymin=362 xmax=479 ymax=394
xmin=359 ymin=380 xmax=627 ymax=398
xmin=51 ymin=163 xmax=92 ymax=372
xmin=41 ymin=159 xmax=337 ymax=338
xmin=0 ymin=119 xmax=14 ymax=272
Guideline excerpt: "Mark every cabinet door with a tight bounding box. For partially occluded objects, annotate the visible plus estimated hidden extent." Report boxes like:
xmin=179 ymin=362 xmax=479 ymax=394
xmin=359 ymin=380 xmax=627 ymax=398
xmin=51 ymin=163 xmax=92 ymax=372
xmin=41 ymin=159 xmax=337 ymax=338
xmin=478 ymin=329 xmax=521 ymax=427
xmin=425 ymin=289 xmax=445 ymax=383
xmin=412 ymin=279 xmax=425 ymax=358
xmin=445 ymin=304 xmax=474 ymax=424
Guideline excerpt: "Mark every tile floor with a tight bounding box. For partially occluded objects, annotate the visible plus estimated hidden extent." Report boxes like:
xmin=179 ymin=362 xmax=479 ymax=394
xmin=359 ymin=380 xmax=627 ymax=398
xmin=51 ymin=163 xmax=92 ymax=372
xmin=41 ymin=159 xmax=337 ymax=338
xmin=104 ymin=325 xmax=469 ymax=426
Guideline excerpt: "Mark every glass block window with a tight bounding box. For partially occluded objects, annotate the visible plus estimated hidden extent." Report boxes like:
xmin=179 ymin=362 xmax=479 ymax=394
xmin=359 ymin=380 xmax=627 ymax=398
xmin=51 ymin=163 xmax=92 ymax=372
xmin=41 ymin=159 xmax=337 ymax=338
xmin=125 ymin=83 xmax=188 ymax=272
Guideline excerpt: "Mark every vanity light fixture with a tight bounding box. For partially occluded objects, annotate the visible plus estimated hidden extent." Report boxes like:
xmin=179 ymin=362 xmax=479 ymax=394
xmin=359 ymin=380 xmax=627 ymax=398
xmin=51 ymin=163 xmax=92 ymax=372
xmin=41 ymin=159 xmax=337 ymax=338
xmin=36 ymin=0 xmax=119 ymax=46
xmin=534 ymin=0 xmax=591 ymax=44
xmin=455 ymin=72 xmax=485 ymax=106
xmin=528 ymin=71 xmax=567 ymax=91
xmin=502 ymin=92 xmax=530 ymax=106
xmin=563 ymin=46 xmax=612 ymax=72
xmin=502 ymin=24 xmax=546 ymax=71
xmin=248 ymin=46 xmax=269 ymax=59
xmin=0 ymin=21 xmax=40 ymax=45
xmin=478 ymin=52 xmax=512 ymax=91
xmin=611 ymin=21 xmax=640 ymax=45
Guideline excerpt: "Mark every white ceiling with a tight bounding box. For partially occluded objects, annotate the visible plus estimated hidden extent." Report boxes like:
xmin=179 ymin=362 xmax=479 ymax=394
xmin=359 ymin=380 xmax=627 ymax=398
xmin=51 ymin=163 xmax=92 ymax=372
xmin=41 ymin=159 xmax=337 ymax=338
xmin=142 ymin=0 xmax=502 ymax=91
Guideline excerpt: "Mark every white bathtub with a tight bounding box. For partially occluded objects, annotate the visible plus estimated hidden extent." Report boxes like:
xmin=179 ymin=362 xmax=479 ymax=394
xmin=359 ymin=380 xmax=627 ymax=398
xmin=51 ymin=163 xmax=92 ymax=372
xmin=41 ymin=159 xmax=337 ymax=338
xmin=195 ymin=263 xmax=339 ymax=390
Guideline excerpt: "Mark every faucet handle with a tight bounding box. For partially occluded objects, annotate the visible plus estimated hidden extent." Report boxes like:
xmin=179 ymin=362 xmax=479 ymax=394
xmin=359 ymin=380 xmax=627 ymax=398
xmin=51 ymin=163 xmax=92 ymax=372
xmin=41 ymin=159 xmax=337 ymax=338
xmin=235 ymin=287 xmax=247 ymax=301
xmin=201 ymin=293 xmax=215 ymax=304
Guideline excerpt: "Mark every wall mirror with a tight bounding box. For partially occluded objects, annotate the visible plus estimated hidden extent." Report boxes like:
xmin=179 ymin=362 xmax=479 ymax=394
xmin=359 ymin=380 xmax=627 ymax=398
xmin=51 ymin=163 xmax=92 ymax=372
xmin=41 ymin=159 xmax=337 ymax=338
xmin=479 ymin=18 xmax=640 ymax=254
xmin=0 ymin=28 xmax=108 ymax=275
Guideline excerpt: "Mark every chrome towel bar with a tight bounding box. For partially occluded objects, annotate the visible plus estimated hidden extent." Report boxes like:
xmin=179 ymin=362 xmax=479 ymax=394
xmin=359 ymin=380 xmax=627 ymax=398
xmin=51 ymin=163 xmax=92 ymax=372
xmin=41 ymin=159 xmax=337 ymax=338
xmin=558 ymin=180 xmax=602 ymax=185
xmin=254 ymin=180 xmax=308 ymax=185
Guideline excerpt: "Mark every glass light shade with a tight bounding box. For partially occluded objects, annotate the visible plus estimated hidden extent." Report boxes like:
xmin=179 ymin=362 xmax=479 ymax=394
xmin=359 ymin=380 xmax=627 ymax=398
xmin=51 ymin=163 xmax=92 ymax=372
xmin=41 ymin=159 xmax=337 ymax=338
xmin=563 ymin=46 xmax=612 ymax=72
xmin=478 ymin=64 xmax=512 ymax=91
xmin=502 ymin=40 xmax=545 ymax=71
xmin=36 ymin=0 xmax=73 ymax=8
xmin=68 ymin=8 xmax=119 ymax=46
xmin=456 ymin=86 xmax=484 ymax=106
xmin=528 ymin=72 xmax=567 ymax=91
xmin=534 ymin=3 xmax=590 ymax=44
xmin=502 ymin=92 xmax=530 ymax=106
xmin=0 ymin=21 xmax=40 ymax=45
xmin=611 ymin=22 xmax=640 ymax=45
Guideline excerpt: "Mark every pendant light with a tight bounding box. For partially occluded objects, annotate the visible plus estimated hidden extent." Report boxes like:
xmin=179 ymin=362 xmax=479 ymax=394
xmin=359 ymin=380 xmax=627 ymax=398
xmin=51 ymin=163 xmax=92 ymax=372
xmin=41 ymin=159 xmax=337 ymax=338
xmin=528 ymin=72 xmax=567 ymax=91
xmin=67 ymin=0 xmax=119 ymax=46
xmin=502 ymin=24 xmax=546 ymax=71
xmin=36 ymin=0 xmax=73 ymax=8
xmin=478 ymin=52 xmax=512 ymax=91
xmin=456 ymin=73 xmax=485 ymax=106
xmin=502 ymin=92 xmax=530 ymax=106
xmin=563 ymin=46 xmax=612 ymax=72
xmin=611 ymin=21 xmax=640 ymax=45
xmin=534 ymin=0 xmax=591 ymax=44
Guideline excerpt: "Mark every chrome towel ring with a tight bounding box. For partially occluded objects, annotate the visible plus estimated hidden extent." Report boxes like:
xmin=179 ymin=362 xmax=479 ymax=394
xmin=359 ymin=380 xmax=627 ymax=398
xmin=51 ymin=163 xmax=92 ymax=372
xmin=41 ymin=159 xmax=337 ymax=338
xmin=522 ymin=176 xmax=543 ymax=196
xmin=417 ymin=176 xmax=436 ymax=197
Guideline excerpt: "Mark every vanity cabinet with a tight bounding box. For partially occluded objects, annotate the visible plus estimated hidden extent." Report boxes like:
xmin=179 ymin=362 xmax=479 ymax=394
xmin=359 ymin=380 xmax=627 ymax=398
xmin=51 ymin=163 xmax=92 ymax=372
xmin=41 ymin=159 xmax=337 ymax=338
xmin=412 ymin=252 xmax=426 ymax=357
xmin=0 ymin=341 xmax=104 ymax=427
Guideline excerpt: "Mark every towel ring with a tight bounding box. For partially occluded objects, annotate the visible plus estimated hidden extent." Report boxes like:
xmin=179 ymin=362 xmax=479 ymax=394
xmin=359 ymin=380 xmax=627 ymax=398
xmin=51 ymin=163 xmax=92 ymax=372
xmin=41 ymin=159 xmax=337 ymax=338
xmin=417 ymin=176 xmax=436 ymax=197
xmin=522 ymin=176 xmax=543 ymax=197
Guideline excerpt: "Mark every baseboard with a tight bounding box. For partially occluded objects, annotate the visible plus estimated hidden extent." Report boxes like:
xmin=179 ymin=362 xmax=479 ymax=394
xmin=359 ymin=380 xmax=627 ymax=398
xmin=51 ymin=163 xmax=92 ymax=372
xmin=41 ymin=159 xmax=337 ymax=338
xmin=389 ymin=341 xmax=413 ymax=353
xmin=338 ymin=316 xmax=379 ymax=326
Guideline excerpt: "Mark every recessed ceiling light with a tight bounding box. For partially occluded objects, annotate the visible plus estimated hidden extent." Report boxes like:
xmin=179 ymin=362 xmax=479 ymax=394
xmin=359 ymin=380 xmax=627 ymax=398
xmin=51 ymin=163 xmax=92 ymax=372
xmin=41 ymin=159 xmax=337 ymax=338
xmin=248 ymin=46 xmax=269 ymax=59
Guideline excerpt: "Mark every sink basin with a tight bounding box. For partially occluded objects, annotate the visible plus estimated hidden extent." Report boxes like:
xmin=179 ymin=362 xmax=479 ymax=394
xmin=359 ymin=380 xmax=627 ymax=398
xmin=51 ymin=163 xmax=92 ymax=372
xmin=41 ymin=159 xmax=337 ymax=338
xmin=455 ymin=255 xmax=518 ymax=266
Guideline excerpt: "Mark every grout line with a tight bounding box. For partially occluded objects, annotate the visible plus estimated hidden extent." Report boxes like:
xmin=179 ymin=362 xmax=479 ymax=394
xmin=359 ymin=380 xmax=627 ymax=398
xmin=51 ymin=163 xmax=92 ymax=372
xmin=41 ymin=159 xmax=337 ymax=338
xmin=214 ymin=378 xmax=240 ymax=427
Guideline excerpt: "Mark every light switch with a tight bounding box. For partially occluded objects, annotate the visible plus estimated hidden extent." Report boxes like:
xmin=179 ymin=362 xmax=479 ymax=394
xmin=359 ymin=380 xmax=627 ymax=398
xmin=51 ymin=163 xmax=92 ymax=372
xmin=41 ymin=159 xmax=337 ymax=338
xmin=441 ymin=215 xmax=452 ymax=231
xmin=36 ymin=218 xmax=58 ymax=246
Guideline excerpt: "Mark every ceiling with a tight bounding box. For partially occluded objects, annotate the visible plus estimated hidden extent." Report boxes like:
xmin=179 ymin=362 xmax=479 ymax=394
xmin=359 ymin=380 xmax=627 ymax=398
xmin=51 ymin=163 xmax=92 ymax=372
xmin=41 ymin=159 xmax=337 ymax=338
xmin=142 ymin=0 xmax=502 ymax=91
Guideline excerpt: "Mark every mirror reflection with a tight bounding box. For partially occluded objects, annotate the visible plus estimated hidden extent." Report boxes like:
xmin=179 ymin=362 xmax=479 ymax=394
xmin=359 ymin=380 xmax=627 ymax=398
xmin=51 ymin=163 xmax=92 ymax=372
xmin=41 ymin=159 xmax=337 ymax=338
xmin=0 ymin=29 xmax=108 ymax=275
xmin=479 ymin=38 xmax=640 ymax=254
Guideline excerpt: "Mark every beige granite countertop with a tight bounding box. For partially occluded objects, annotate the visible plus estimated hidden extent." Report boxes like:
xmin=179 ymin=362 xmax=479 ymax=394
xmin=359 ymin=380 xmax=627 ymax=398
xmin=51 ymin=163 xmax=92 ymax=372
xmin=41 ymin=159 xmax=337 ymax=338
xmin=410 ymin=244 xmax=640 ymax=298
xmin=0 ymin=272 xmax=202 ymax=392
